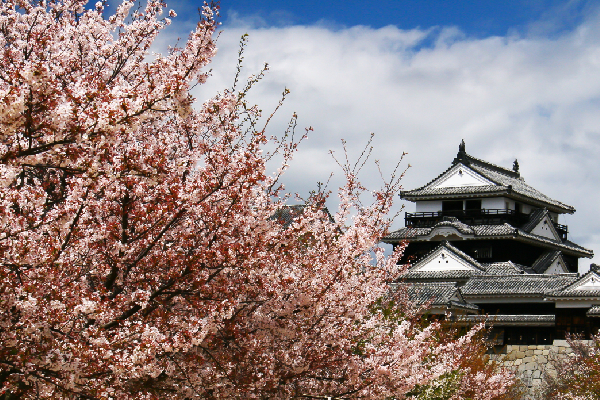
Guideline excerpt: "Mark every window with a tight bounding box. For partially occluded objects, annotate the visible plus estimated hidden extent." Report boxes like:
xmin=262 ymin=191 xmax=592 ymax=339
xmin=442 ymin=200 xmax=463 ymax=212
xmin=465 ymin=199 xmax=481 ymax=210
xmin=473 ymin=247 xmax=492 ymax=259
xmin=515 ymin=202 xmax=523 ymax=213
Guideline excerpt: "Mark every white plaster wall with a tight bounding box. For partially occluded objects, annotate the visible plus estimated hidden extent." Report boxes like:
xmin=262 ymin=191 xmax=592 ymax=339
xmin=531 ymin=217 xmax=558 ymax=240
xmin=482 ymin=197 xmax=508 ymax=210
xmin=417 ymin=250 xmax=474 ymax=271
xmin=414 ymin=197 xmax=540 ymax=214
xmin=544 ymin=259 xmax=566 ymax=274
xmin=522 ymin=203 xmax=534 ymax=214
xmin=415 ymin=200 xmax=442 ymax=213
xmin=434 ymin=167 xmax=491 ymax=188
xmin=555 ymin=301 xmax=597 ymax=308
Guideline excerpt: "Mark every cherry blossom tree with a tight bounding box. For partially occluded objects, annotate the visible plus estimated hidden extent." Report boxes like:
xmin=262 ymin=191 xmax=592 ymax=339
xmin=541 ymin=334 xmax=600 ymax=399
xmin=0 ymin=0 xmax=515 ymax=398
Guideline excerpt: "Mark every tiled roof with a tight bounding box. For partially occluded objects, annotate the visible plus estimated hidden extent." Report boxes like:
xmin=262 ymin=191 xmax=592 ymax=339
xmin=398 ymin=241 xmax=485 ymax=281
xmin=383 ymin=227 xmax=430 ymax=240
xmin=545 ymin=270 xmax=600 ymax=298
xmin=531 ymin=250 xmax=562 ymax=274
xmin=520 ymin=208 xmax=548 ymax=233
xmin=433 ymin=218 xmax=475 ymax=234
xmin=461 ymin=274 xmax=578 ymax=296
xmin=471 ymin=224 xmax=516 ymax=236
xmin=383 ymin=223 xmax=516 ymax=242
xmin=392 ymin=282 xmax=477 ymax=311
xmin=400 ymin=150 xmax=574 ymax=213
xmin=402 ymin=185 xmax=507 ymax=197
xmin=447 ymin=300 xmax=479 ymax=311
xmin=400 ymin=270 xmax=483 ymax=280
xmin=392 ymin=282 xmax=452 ymax=305
xmin=482 ymin=261 xmax=534 ymax=275
xmin=453 ymin=314 xmax=556 ymax=326
xmin=418 ymin=240 xmax=484 ymax=269
xmin=270 ymin=205 xmax=307 ymax=229
xmin=382 ymin=220 xmax=593 ymax=257
xmin=469 ymin=162 xmax=573 ymax=212
xmin=587 ymin=306 xmax=600 ymax=317
xmin=563 ymin=239 xmax=592 ymax=253
xmin=550 ymin=289 xmax=600 ymax=298
xmin=516 ymin=230 xmax=593 ymax=257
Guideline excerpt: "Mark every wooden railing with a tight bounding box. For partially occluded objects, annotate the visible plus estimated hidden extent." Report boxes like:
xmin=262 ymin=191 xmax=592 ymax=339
xmin=405 ymin=208 xmax=564 ymax=235
xmin=405 ymin=209 xmax=522 ymax=226
xmin=554 ymin=223 xmax=568 ymax=241
xmin=405 ymin=209 xmax=568 ymax=240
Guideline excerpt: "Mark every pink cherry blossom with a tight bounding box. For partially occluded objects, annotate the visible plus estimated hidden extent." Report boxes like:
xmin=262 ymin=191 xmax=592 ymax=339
xmin=0 ymin=1 xmax=515 ymax=398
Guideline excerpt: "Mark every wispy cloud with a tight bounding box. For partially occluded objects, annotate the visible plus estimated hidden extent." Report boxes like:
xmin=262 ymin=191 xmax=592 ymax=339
xmin=155 ymin=5 xmax=600 ymax=269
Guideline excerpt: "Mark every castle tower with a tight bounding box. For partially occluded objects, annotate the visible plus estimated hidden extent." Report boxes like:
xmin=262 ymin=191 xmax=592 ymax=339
xmin=383 ymin=141 xmax=599 ymax=345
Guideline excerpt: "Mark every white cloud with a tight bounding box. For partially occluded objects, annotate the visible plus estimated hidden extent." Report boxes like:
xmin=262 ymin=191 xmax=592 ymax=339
xmin=160 ymin=7 xmax=600 ymax=270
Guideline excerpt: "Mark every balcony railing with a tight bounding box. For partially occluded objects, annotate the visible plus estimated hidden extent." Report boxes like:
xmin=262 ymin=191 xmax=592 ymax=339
xmin=405 ymin=209 xmax=527 ymax=227
xmin=405 ymin=209 xmax=568 ymax=240
xmin=554 ymin=223 xmax=568 ymax=241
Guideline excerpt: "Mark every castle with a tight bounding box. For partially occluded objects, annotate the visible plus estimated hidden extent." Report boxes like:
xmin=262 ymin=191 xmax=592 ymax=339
xmin=383 ymin=141 xmax=599 ymax=346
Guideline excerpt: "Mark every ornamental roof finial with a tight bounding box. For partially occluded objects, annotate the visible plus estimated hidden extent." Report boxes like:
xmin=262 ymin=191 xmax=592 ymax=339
xmin=458 ymin=139 xmax=466 ymax=154
xmin=513 ymin=159 xmax=520 ymax=173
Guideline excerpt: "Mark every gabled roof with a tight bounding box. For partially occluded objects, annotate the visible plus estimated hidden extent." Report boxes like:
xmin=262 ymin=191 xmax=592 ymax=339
xmin=461 ymin=274 xmax=578 ymax=297
xmin=531 ymin=251 xmax=567 ymax=274
xmin=515 ymin=230 xmax=592 ymax=257
xmin=432 ymin=217 xmax=474 ymax=234
xmin=520 ymin=208 xmax=548 ymax=233
xmin=482 ymin=261 xmax=534 ymax=275
xmin=545 ymin=269 xmax=600 ymax=299
xmin=392 ymin=282 xmax=478 ymax=312
xmin=397 ymin=241 xmax=485 ymax=281
xmin=400 ymin=143 xmax=575 ymax=214
xmin=382 ymin=220 xmax=593 ymax=258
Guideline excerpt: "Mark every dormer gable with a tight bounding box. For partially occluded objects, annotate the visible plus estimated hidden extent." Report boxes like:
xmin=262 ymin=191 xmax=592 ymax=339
xmin=429 ymin=163 xmax=495 ymax=189
xmin=543 ymin=257 xmax=569 ymax=274
xmin=530 ymin=213 xmax=562 ymax=241
xmin=412 ymin=241 xmax=483 ymax=273
xmin=532 ymin=251 xmax=570 ymax=275
xmin=572 ymin=272 xmax=600 ymax=291
xmin=551 ymin=269 xmax=600 ymax=296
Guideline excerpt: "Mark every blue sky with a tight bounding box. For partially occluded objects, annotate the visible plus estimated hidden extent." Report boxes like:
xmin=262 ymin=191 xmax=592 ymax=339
xmin=217 ymin=0 xmax=589 ymax=37
xmin=154 ymin=0 xmax=600 ymax=270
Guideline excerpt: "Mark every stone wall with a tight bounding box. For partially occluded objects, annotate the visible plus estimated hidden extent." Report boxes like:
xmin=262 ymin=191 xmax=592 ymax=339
xmin=489 ymin=340 xmax=579 ymax=392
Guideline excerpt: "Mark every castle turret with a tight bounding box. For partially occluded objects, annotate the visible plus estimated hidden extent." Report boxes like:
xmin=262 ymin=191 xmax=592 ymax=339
xmin=384 ymin=141 xmax=598 ymax=345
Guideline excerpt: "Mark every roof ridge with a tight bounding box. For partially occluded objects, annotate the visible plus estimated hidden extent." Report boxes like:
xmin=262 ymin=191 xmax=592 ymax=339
xmin=453 ymin=150 xmax=521 ymax=179
xmin=474 ymin=273 xmax=577 ymax=278
xmin=401 ymin=162 xmax=458 ymax=193
xmin=409 ymin=282 xmax=458 ymax=287
xmin=516 ymin=229 xmax=593 ymax=256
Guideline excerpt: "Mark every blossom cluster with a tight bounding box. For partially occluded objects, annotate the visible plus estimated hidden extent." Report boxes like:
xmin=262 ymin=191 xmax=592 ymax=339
xmin=0 ymin=0 xmax=514 ymax=398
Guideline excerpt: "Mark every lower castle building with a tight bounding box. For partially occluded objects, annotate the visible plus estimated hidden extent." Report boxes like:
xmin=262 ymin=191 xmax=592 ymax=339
xmin=383 ymin=141 xmax=599 ymax=346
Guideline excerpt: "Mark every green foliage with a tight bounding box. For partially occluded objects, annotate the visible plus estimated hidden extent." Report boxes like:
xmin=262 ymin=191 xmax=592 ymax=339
xmin=406 ymin=371 xmax=463 ymax=400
